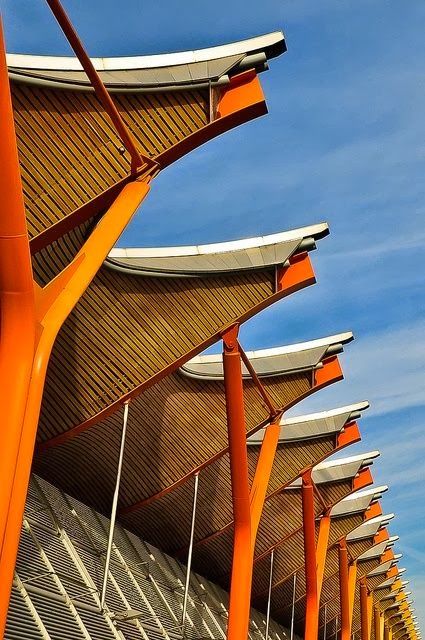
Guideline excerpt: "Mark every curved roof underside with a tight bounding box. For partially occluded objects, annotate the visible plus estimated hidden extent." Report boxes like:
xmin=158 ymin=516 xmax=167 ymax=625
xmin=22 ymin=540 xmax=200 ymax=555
xmin=7 ymin=31 xmax=286 ymax=91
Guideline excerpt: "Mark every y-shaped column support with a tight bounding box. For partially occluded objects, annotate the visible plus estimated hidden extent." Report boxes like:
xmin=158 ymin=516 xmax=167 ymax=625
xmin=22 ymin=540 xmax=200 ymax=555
xmin=222 ymin=325 xmax=283 ymax=640
xmin=0 ymin=19 xmax=152 ymax=635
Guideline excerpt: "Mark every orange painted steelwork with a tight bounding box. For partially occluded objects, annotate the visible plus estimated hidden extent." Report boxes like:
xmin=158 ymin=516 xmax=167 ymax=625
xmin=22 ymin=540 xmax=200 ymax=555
xmin=316 ymin=514 xmax=331 ymax=601
xmin=339 ymin=539 xmax=357 ymax=640
xmin=250 ymin=419 xmax=281 ymax=535
xmin=375 ymin=605 xmax=383 ymax=640
xmin=301 ymin=471 xmax=331 ymax=639
xmin=0 ymin=18 xmax=36 ymax=557
xmin=302 ymin=471 xmax=319 ymax=639
xmin=0 ymin=16 xmax=153 ymax=634
xmin=222 ymin=319 xmax=313 ymax=640
xmin=0 ymin=178 xmax=151 ymax=636
xmin=222 ymin=325 xmax=253 ymax=640
xmin=360 ymin=579 xmax=371 ymax=640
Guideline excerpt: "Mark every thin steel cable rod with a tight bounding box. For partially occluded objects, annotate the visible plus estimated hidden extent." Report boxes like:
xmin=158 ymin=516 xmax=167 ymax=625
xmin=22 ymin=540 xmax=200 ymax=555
xmin=181 ymin=471 xmax=199 ymax=635
xmin=265 ymin=549 xmax=274 ymax=639
xmin=290 ymin=571 xmax=297 ymax=640
xmin=100 ymin=401 xmax=129 ymax=609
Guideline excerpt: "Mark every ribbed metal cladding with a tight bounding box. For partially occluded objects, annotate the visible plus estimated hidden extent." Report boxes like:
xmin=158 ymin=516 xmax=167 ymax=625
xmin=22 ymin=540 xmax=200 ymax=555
xmin=5 ymin=587 xmax=44 ymax=640
xmin=6 ymin=475 xmax=300 ymax=640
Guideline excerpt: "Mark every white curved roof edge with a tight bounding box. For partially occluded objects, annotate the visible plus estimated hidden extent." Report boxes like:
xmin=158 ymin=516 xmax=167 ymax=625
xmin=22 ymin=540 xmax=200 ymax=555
xmin=187 ymin=332 xmax=353 ymax=365
xmin=7 ymin=32 xmax=284 ymax=72
xmin=249 ymin=400 xmax=368 ymax=446
xmin=108 ymin=223 xmax=329 ymax=259
xmin=368 ymin=556 xmax=402 ymax=577
xmin=280 ymin=401 xmax=370 ymax=426
xmin=313 ymin=450 xmax=380 ymax=471
xmin=286 ymin=451 xmax=379 ymax=488
xmin=347 ymin=513 xmax=395 ymax=540
xmin=347 ymin=513 xmax=395 ymax=542
xmin=358 ymin=536 xmax=400 ymax=562
xmin=337 ymin=484 xmax=388 ymax=503
xmin=330 ymin=485 xmax=387 ymax=518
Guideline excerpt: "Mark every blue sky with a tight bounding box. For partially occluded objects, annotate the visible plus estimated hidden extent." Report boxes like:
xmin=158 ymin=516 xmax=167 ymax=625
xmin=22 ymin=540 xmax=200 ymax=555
xmin=3 ymin=0 xmax=425 ymax=631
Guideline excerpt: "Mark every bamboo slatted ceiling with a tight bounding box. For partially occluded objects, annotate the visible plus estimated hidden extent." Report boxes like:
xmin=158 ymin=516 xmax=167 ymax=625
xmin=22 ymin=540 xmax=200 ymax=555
xmin=35 ymin=223 xmax=326 ymax=445
xmin=11 ymin=81 xmax=208 ymax=238
xmin=34 ymin=330 xmax=349 ymax=508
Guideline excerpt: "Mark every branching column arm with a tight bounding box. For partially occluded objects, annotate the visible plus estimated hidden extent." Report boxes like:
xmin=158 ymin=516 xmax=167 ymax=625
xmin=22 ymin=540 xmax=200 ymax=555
xmin=0 ymin=19 xmax=155 ymax=632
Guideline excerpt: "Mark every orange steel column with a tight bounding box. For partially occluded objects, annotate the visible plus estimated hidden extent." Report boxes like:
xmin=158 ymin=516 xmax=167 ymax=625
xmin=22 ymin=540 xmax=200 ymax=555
xmin=0 ymin=19 xmax=36 ymax=634
xmin=0 ymin=180 xmax=150 ymax=637
xmin=360 ymin=579 xmax=370 ymax=640
xmin=302 ymin=470 xmax=319 ymax=640
xmin=0 ymin=19 xmax=35 ymax=543
xmin=375 ymin=606 xmax=383 ymax=640
xmin=339 ymin=540 xmax=352 ymax=640
xmin=0 ymin=22 xmax=151 ymax=630
xmin=223 ymin=325 xmax=252 ymax=640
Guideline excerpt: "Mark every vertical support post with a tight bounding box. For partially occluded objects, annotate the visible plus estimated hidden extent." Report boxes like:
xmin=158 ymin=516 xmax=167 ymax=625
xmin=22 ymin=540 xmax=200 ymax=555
xmin=222 ymin=325 xmax=252 ymax=640
xmin=265 ymin=549 xmax=274 ymax=640
xmin=375 ymin=606 xmax=382 ymax=640
xmin=339 ymin=541 xmax=351 ymax=640
xmin=360 ymin=579 xmax=370 ymax=640
xmin=384 ymin=624 xmax=390 ymax=640
xmin=0 ymin=18 xmax=36 ymax=635
xmin=100 ymin=401 xmax=129 ymax=609
xmin=302 ymin=470 xmax=319 ymax=640
xmin=181 ymin=471 xmax=199 ymax=634
xmin=335 ymin=616 xmax=338 ymax=640
xmin=290 ymin=572 xmax=297 ymax=640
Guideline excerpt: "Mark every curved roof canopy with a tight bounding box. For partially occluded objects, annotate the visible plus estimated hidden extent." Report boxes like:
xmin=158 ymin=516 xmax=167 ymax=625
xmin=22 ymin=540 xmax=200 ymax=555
xmin=249 ymin=401 xmax=369 ymax=444
xmin=107 ymin=222 xmax=329 ymax=276
xmin=286 ymin=449 xmax=378 ymax=486
xmin=7 ymin=31 xmax=286 ymax=91
xmin=347 ymin=512 xmax=395 ymax=541
xmin=181 ymin=331 xmax=353 ymax=379
xmin=330 ymin=484 xmax=388 ymax=517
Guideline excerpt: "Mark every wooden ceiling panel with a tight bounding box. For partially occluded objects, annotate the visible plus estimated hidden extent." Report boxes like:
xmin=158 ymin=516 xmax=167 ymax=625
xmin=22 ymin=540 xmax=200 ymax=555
xmin=12 ymin=82 xmax=208 ymax=238
xmin=37 ymin=266 xmax=278 ymax=441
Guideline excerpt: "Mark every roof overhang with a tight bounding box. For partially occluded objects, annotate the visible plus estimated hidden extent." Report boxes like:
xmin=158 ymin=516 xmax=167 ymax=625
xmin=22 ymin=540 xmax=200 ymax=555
xmin=106 ymin=222 xmax=329 ymax=277
xmin=286 ymin=449 xmax=378 ymax=487
xmin=347 ymin=512 xmax=395 ymax=541
xmin=331 ymin=485 xmax=388 ymax=518
xmin=7 ymin=31 xmax=286 ymax=92
xmin=181 ymin=331 xmax=353 ymax=380
xmin=249 ymin=401 xmax=369 ymax=444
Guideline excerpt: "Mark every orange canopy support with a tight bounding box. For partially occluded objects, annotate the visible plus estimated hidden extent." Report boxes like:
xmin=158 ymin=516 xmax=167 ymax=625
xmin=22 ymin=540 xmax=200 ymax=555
xmin=0 ymin=16 xmax=153 ymax=635
xmin=302 ymin=470 xmax=331 ymax=639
